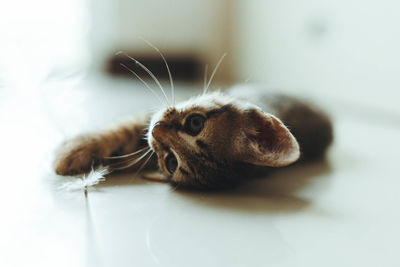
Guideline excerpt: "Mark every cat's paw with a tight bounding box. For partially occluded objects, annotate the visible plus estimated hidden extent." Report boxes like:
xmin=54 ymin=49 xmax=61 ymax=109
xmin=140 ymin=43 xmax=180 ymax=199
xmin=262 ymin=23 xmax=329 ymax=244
xmin=53 ymin=135 xmax=105 ymax=176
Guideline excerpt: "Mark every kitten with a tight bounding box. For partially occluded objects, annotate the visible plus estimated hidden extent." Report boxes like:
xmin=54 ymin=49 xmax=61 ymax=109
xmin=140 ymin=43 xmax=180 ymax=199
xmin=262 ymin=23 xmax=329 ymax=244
xmin=53 ymin=85 xmax=333 ymax=189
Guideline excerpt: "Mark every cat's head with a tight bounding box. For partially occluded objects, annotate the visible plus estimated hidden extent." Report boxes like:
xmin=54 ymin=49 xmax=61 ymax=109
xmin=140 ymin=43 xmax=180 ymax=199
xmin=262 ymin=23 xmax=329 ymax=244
xmin=147 ymin=92 xmax=300 ymax=189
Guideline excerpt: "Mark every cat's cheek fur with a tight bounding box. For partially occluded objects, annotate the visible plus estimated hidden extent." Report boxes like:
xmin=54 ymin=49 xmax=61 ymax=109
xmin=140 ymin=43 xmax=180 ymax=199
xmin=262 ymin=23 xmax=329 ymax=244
xmin=236 ymin=110 xmax=300 ymax=167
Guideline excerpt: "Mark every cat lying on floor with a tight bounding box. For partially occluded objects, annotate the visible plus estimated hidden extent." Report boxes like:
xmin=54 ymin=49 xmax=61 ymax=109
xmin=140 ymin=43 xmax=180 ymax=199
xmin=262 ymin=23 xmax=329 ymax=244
xmin=53 ymin=83 xmax=333 ymax=189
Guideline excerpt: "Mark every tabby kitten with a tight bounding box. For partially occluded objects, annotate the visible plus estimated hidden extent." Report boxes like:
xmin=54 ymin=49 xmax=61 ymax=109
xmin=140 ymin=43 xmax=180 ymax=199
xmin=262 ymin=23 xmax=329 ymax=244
xmin=53 ymin=84 xmax=333 ymax=189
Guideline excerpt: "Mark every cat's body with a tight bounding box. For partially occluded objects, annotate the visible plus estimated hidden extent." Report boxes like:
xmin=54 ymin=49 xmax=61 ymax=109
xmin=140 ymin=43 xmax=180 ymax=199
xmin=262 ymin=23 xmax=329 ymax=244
xmin=54 ymin=85 xmax=333 ymax=189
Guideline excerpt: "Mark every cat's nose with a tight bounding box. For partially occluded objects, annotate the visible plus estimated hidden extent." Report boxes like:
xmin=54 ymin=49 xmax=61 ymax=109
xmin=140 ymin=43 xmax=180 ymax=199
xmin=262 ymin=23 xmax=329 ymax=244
xmin=152 ymin=122 xmax=167 ymax=141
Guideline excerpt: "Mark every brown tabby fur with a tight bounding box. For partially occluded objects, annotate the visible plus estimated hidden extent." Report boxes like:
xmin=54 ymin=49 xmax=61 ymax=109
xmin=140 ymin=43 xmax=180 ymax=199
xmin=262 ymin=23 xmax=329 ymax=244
xmin=54 ymin=86 xmax=333 ymax=189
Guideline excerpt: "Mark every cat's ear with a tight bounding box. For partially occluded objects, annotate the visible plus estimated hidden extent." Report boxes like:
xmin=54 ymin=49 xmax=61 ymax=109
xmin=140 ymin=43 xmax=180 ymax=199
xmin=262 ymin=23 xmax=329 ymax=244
xmin=237 ymin=110 xmax=300 ymax=167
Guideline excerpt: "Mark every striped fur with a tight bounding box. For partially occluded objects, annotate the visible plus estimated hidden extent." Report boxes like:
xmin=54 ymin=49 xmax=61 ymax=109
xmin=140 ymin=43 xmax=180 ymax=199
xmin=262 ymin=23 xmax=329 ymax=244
xmin=54 ymin=87 xmax=333 ymax=189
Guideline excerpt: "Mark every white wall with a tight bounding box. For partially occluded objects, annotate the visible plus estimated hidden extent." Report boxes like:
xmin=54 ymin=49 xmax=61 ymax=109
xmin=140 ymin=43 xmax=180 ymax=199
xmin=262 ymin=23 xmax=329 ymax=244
xmin=0 ymin=0 xmax=89 ymax=89
xmin=233 ymin=0 xmax=400 ymax=113
xmin=89 ymin=0 xmax=233 ymax=80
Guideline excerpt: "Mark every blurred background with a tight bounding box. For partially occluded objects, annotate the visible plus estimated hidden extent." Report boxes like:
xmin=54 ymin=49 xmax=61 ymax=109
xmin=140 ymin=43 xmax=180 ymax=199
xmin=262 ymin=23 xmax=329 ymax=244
xmin=2 ymin=2 xmax=400 ymax=267
xmin=1 ymin=0 xmax=400 ymax=112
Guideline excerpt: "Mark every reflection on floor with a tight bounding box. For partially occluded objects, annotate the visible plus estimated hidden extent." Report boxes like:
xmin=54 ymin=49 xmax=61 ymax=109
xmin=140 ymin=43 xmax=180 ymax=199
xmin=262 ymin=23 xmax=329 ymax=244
xmin=1 ymin=74 xmax=399 ymax=267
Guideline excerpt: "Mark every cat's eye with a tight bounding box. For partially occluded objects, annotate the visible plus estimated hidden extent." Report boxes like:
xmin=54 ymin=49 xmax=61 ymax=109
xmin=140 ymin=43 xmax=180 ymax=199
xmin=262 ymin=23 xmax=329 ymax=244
xmin=184 ymin=114 xmax=206 ymax=136
xmin=165 ymin=153 xmax=178 ymax=174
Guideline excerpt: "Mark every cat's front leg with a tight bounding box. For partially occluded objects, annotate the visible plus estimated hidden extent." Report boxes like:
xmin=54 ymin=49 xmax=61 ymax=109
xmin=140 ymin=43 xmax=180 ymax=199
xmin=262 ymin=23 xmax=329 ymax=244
xmin=53 ymin=115 xmax=150 ymax=176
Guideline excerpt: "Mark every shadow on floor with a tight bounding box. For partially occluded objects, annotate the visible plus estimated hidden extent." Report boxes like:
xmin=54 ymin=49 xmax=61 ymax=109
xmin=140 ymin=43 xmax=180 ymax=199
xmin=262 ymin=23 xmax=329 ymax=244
xmin=172 ymin=159 xmax=333 ymax=213
xmin=96 ymin=158 xmax=332 ymax=213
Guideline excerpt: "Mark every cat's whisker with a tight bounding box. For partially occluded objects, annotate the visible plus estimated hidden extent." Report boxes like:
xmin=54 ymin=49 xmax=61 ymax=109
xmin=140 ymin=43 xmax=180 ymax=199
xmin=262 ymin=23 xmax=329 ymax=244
xmin=107 ymin=149 xmax=146 ymax=168
xmin=139 ymin=37 xmax=175 ymax=106
xmin=141 ymin=134 xmax=151 ymax=143
xmin=111 ymin=147 xmax=153 ymax=170
xmin=119 ymin=51 xmax=171 ymax=107
xmin=134 ymin=150 xmax=154 ymax=177
xmin=104 ymin=146 xmax=147 ymax=159
xmin=204 ymin=53 xmax=227 ymax=94
xmin=126 ymin=147 xmax=152 ymax=163
xmin=203 ymin=64 xmax=209 ymax=95
xmin=108 ymin=154 xmax=144 ymax=168
xmin=120 ymin=63 xmax=167 ymax=107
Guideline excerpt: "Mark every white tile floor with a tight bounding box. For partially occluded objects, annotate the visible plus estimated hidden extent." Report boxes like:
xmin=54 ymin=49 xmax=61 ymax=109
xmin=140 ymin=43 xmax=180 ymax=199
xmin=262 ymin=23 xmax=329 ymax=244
xmin=1 ymin=74 xmax=399 ymax=267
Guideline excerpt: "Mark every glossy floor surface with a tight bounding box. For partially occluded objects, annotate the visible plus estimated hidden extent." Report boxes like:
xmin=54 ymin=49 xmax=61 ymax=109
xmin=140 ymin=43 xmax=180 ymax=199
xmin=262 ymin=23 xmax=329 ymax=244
xmin=1 ymin=75 xmax=399 ymax=267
